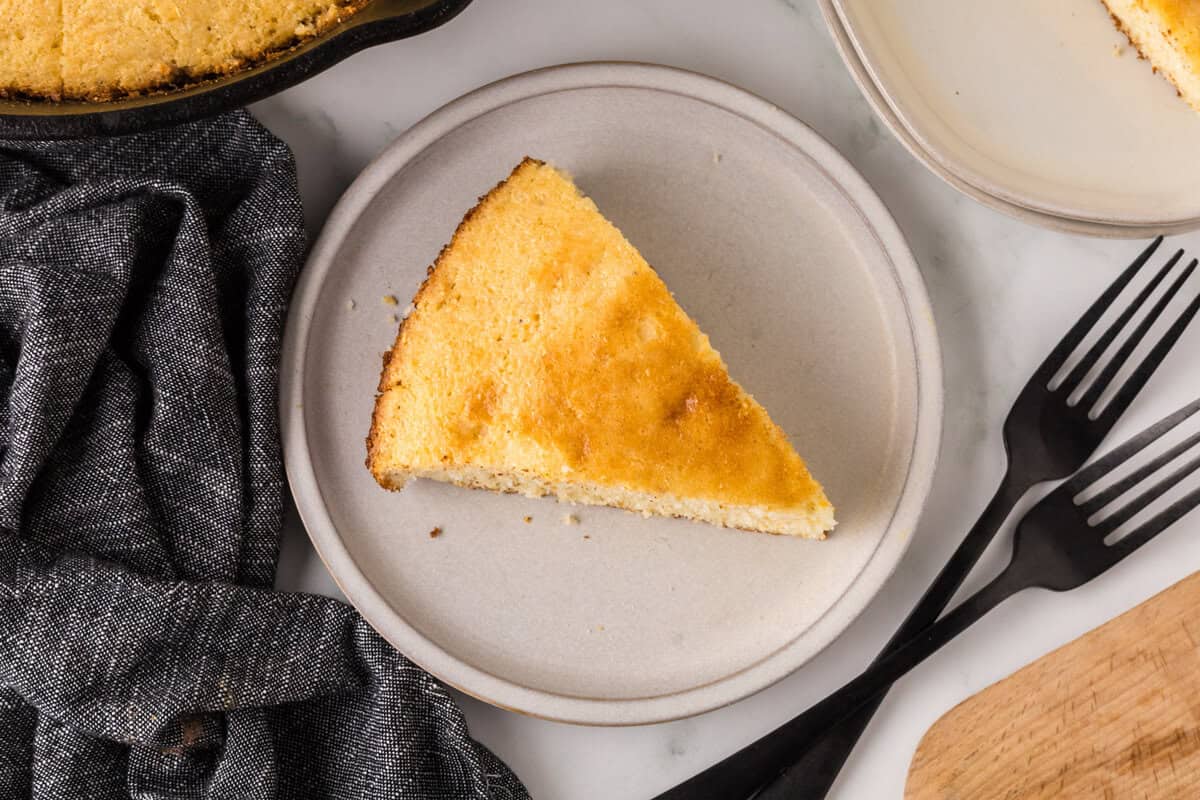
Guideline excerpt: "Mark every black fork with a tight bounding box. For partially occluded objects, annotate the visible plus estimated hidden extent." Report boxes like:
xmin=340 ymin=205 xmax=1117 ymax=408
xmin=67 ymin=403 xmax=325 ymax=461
xmin=651 ymin=237 xmax=1200 ymax=800
xmin=740 ymin=396 xmax=1200 ymax=794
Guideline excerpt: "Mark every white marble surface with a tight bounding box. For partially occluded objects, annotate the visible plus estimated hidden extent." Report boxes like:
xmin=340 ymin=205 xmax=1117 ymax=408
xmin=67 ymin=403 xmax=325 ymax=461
xmin=257 ymin=1 xmax=1200 ymax=797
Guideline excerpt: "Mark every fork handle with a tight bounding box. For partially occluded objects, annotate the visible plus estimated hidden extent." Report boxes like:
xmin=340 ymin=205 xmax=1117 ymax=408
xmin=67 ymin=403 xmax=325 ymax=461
xmin=654 ymin=567 xmax=1026 ymax=800
xmin=752 ymin=472 xmax=1028 ymax=798
xmin=650 ymin=473 xmax=1026 ymax=800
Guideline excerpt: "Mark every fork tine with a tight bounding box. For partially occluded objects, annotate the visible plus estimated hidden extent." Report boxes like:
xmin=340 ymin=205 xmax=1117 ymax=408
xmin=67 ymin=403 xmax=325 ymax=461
xmin=1096 ymin=285 xmax=1200 ymax=426
xmin=1109 ymin=484 xmax=1200 ymax=560
xmin=1077 ymin=257 xmax=1196 ymax=413
xmin=1066 ymin=397 xmax=1200 ymax=494
xmin=1033 ymin=236 xmax=1163 ymax=384
xmin=1095 ymin=449 xmax=1200 ymax=534
xmin=1079 ymin=429 xmax=1200 ymax=517
xmin=1058 ymin=251 xmax=1180 ymax=395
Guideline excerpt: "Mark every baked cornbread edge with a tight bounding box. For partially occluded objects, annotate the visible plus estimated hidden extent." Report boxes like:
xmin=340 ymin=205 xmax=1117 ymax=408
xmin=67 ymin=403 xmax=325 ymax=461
xmin=401 ymin=466 xmax=835 ymax=539
xmin=1101 ymin=0 xmax=1200 ymax=112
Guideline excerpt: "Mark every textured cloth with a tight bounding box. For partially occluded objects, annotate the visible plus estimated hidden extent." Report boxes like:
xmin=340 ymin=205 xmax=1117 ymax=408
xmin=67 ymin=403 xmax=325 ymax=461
xmin=0 ymin=112 xmax=529 ymax=800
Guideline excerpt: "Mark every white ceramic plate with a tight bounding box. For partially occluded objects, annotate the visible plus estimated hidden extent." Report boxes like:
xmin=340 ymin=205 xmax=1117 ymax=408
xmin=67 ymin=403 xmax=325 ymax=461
xmin=825 ymin=0 xmax=1200 ymax=234
xmin=817 ymin=2 xmax=1191 ymax=239
xmin=281 ymin=62 xmax=943 ymax=725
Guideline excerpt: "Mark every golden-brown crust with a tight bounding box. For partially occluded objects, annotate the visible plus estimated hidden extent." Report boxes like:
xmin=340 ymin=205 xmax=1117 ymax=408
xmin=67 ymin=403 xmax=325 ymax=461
xmin=374 ymin=157 xmax=546 ymax=397
xmin=364 ymin=157 xmax=833 ymax=532
xmin=1 ymin=0 xmax=370 ymax=103
xmin=365 ymin=158 xmax=544 ymax=476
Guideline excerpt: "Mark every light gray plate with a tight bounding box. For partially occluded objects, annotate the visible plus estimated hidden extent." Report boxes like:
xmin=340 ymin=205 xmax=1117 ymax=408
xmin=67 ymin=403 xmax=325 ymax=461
xmin=281 ymin=62 xmax=943 ymax=725
xmin=824 ymin=0 xmax=1200 ymax=235
xmin=817 ymin=1 xmax=1183 ymax=239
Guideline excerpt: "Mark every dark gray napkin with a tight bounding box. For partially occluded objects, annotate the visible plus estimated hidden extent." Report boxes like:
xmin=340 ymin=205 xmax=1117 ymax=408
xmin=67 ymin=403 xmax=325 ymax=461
xmin=0 ymin=111 xmax=529 ymax=799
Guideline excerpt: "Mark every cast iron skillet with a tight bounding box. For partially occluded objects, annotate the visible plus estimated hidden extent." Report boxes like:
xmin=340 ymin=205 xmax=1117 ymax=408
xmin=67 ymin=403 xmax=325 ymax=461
xmin=0 ymin=0 xmax=474 ymax=139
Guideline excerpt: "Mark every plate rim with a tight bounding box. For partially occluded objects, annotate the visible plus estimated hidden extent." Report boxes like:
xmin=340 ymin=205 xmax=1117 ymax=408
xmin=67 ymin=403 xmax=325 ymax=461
xmin=280 ymin=60 xmax=945 ymax=725
xmin=820 ymin=0 xmax=1200 ymax=236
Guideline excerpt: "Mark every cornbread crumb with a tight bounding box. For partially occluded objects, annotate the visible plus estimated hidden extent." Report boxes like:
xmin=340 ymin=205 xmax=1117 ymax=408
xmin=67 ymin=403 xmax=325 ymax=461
xmin=562 ymin=514 xmax=579 ymax=526
xmin=1113 ymin=42 xmax=1125 ymax=57
xmin=346 ymin=299 xmax=356 ymax=310
xmin=428 ymin=526 xmax=442 ymax=539
xmin=382 ymin=294 xmax=399 ymax=306
xmin=523 ymin=516 xmax=532 ymax=524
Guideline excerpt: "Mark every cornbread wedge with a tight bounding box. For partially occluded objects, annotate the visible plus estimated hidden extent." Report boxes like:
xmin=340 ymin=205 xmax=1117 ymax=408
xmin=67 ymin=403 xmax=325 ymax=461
xmin=367 ymin=159 xmax=835 ymax=538
xmin=1102 ymin=0 xmax=1200 ymax=112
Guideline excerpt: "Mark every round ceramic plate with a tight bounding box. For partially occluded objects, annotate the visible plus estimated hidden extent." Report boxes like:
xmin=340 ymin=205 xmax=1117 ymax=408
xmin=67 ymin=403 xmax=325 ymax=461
xmin=824 ymin=0 xmax=1200 ymax=234
xmin=817 ymin=2 xmax=1192 ymax=239
xmin=281 ymin=62 xmax=943 ymax=725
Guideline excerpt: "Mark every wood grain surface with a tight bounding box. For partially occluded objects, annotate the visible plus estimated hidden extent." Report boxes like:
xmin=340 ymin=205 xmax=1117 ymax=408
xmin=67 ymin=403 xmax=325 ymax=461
xmin=906 ymin=572 xmax=1200 ymax=800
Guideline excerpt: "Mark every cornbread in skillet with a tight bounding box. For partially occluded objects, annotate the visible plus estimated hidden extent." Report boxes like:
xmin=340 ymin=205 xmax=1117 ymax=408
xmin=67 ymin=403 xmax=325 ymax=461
xmin=1102 ymin=0 xmax=1200 ymax=112
xmin=0 ymin=0 xmax=368 ymax=100
xmin=367 ymin=159 xmax=835 ymax=539
xmin=0 ymin=0 xmax=63 ymax=98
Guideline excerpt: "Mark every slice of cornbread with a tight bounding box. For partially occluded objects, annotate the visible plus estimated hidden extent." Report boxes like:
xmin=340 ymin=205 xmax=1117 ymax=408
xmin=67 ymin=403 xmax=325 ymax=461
xmin=0 ymin=0 xmax=63 ymax=99
xmin=367 ymin=159 xmax=835 ymax=539
xmin=1103 ymin=0 xmax=1200 ymax=112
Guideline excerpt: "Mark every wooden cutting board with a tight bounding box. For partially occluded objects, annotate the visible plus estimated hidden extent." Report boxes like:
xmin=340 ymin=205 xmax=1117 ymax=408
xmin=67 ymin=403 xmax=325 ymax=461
xmin=906 ymin=572 xmax=1200 ymax=800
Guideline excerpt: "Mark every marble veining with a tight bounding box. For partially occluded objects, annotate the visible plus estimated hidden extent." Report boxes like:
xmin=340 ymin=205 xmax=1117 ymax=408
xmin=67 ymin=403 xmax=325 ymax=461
xmin=263 ymin=0 xmax=1200 ymax=797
